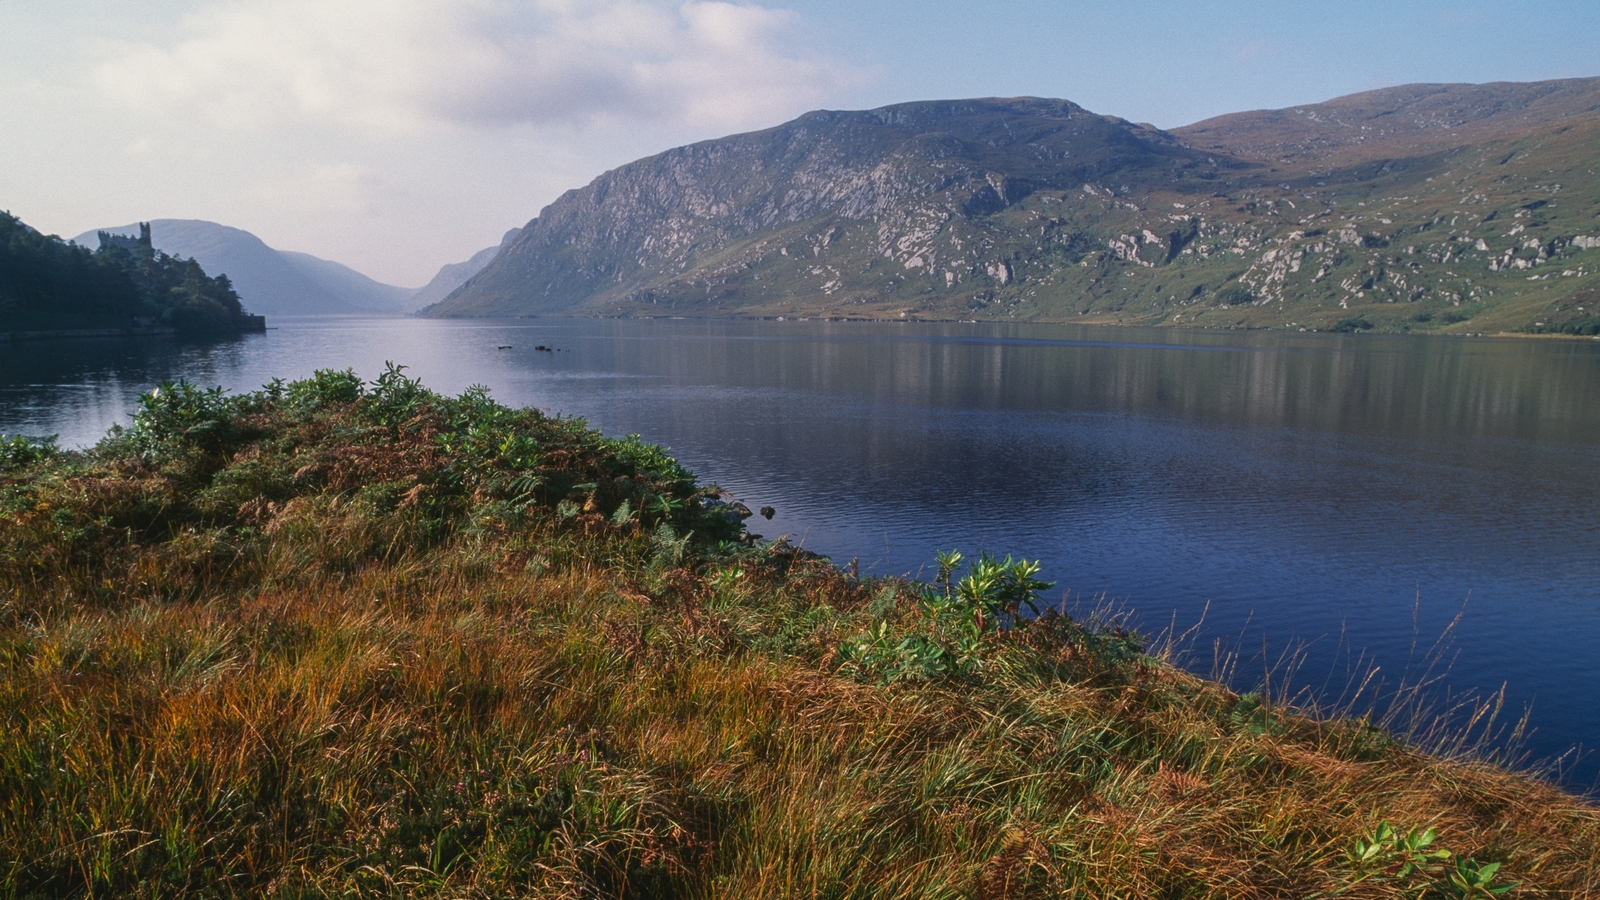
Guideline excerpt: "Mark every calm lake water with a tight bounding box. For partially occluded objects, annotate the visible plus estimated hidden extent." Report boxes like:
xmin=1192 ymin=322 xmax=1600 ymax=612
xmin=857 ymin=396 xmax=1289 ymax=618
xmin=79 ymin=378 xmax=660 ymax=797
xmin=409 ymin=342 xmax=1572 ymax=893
xmin=4 ymin=316 xmax=1599 ymax=787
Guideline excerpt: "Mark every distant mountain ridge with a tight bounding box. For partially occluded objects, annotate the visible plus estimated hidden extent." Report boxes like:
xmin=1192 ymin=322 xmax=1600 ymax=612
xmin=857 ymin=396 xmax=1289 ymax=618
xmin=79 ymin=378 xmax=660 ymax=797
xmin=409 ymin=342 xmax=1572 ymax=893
xmin=427 ymin=77 xmax=1600 ymax=334
xmin=74 ymin=220 xmax=511 ymax=317
xmin=1173 ymin=77 xmax=1600 ymax=164
xmin=410 ymin=228 xmax=521 ymax=311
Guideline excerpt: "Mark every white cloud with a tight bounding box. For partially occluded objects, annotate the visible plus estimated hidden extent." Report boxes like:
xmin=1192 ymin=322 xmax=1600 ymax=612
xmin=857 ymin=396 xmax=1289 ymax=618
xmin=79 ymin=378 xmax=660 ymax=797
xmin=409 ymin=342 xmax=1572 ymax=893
xmin=92 ymin=0 xmax=860 ymax=134
xmin=239 ymin=162 xmax=389 ymax=217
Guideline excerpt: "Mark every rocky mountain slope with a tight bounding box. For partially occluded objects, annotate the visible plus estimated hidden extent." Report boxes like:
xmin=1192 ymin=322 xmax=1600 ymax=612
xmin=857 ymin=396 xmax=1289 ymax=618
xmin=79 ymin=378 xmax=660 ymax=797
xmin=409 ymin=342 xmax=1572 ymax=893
xmin=426 ymin=79 xmax=1600 ymax=334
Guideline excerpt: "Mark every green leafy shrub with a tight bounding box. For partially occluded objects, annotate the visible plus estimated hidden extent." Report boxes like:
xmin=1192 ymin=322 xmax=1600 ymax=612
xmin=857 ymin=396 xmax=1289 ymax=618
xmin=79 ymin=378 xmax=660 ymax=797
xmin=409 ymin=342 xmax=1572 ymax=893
xmin=1348 ymin=821 xmax=1450 ymax=882
xmin=121 ymin=380 xmax=240 ymax=458
xmin=1230 ymin=692 xmax=1286 ymax=736
xmin=0 ymin=434 xmax=56 ymax=470
xmin=3 ymin=368 xmax=747 ymax=588
xmin=838 ymin=549 xmax=1145 ymax=685
xmin=1344 ymin=821 xmax=1519 ymax=897
xmin=1443 ymin=857 xmax=1519 ymax=898
xmin=287 ymin=367 xmax=364 ymax=411
xmin=368 ymin=361 xmax=429 ymax=427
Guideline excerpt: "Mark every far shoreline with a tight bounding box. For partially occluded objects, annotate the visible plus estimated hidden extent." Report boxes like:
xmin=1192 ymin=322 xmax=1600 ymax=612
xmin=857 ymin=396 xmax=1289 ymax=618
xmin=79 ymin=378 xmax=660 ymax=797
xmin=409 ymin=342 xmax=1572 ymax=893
xmin=413 ymin=309 xmax=1600 ymax=340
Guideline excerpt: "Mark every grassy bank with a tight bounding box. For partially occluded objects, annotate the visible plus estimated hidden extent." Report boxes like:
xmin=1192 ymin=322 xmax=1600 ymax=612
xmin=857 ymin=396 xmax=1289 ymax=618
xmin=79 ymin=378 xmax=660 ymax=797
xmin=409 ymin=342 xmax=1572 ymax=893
xmin=2 ymin=368 xmax=1595 ymax=897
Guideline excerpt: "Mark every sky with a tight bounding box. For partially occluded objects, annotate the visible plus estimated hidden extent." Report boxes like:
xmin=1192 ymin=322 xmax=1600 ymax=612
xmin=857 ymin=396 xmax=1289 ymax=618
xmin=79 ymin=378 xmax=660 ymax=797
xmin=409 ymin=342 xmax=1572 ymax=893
xmin=3 ymin=1 xmax=1598 ymax=286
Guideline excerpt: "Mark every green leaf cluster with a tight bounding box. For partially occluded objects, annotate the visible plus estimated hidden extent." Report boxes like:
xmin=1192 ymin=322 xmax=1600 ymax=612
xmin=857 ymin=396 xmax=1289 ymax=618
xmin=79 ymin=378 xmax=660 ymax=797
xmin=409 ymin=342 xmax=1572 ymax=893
xmin=1344 ymin=821 xmax=1519 ymax=898
xmin=838 ymin=549 xmax=1146 ymax=685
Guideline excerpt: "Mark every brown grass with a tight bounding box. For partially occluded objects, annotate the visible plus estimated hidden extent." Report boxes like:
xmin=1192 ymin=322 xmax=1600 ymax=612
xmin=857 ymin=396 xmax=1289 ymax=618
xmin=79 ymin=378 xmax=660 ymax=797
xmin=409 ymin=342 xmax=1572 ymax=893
xmin=1 ymin=373 xmax=1596 ymax=897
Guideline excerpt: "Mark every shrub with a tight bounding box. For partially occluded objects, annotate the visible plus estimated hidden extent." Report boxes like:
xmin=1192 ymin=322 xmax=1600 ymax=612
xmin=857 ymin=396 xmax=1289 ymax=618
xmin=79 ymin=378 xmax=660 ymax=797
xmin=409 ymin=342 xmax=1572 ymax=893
xmin=120 ymin=380 xmax=240 ymax=458
xmin=0 ymin=434 xmax=55 ymax=470
xmin=287 ymin=367 xmax=364 ymax=411
xmin=1524 ymin=316 xmax=1600 ymax=336
xmin=1216 ymin=285 xmax=1254 ymax=307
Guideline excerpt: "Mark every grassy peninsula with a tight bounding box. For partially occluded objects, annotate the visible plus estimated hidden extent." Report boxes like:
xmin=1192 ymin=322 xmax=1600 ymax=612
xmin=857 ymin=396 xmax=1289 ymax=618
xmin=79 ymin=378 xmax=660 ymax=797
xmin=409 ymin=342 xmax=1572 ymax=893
xmin=2 ymin=370 xmax=1596 ymax=897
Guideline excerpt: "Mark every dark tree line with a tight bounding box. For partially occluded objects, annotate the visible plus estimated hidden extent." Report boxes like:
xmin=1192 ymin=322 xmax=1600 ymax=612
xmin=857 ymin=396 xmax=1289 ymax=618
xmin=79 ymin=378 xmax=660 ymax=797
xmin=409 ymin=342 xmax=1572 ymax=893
xmin=1 ymin=211 xmax=251 ymax=333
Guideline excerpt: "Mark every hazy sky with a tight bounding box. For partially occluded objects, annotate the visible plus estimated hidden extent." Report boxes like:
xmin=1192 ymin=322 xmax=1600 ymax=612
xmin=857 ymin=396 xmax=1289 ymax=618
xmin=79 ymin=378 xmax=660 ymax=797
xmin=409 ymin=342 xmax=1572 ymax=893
xmin=4 ymin=0 xmax=1597 ymax=286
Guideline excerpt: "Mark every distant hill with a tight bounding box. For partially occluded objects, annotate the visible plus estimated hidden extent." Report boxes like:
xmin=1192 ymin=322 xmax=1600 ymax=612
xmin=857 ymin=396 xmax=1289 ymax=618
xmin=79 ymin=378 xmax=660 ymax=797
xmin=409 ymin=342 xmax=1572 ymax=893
xmin=426 ymin=78 xmax=1600 ymax=334
xmin=277 ymin=251 xmax=413 ymax=313
xmin=1173 ymin=77 xmax=1600 ymax=165
xmin=74 ymin=220 xmax=518 ymax=318
xmin=72 ymin=220 xmax=407 ymax=316
xmin=409 ymin=228 xmax=520 ymax=312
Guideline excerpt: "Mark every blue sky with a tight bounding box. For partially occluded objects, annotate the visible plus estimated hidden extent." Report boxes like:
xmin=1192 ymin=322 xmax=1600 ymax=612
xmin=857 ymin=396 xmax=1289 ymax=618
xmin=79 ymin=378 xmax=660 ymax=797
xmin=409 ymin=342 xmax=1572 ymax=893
xmin=2 ymin=0 xmax=1596 ymax=284
xmin=787 ymin=1 xmax=1600 ymax=126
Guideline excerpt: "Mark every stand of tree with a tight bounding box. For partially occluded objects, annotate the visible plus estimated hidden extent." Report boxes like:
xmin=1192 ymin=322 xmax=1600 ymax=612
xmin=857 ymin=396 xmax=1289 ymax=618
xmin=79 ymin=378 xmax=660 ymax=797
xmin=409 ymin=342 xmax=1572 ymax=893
xmin=1 ymin=211 xmax=259 ymax=334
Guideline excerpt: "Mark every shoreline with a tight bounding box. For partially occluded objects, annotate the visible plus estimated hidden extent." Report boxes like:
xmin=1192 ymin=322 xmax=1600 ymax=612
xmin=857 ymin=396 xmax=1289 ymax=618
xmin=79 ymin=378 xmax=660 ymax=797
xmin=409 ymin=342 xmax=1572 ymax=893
xmin=0 ymin=325 xmax=179 ymax=342
xmin=1 ymin=315 xmax=266 ymax=343
xmin=420 ymin=310 xmax=1600 ymax=340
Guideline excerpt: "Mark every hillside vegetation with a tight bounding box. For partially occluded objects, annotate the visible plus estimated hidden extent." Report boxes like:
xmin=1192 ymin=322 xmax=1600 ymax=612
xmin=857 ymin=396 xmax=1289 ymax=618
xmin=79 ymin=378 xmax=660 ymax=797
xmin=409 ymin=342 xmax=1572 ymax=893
xmin=2 ymin=371 xmax=1596 ymax=897
xmin=1 ymin=213 xmax=256 ymax=335
xmin=427 ymin=79 xmax=1600 ymax=335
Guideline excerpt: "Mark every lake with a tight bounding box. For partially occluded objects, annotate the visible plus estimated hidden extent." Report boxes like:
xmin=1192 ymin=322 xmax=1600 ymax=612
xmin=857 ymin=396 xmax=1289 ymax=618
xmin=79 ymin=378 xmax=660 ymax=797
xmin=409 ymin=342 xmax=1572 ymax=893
xmin=4 ymin=316 xmax=1599 ymax=787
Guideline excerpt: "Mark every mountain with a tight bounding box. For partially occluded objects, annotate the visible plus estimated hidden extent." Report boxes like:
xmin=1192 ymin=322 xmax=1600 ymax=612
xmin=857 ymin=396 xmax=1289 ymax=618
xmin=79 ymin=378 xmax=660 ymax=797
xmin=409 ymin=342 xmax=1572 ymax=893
xmin=408 ymin=227 xmax=520 ymax=312
xmin=425 ymin=98 xmax=1216 ymax=318
xmin=427 ymin=79 xmax=1600 ymax=334
xmin=278 ymin=251 xmax=413 ymax=313
xmin=72 ymin=220 xmax=410 ymax=316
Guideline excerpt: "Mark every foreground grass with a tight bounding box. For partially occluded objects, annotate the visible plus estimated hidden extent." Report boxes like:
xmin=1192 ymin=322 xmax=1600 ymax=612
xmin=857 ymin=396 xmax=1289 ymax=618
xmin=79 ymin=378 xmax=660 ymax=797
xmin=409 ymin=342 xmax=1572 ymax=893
xmin=1 ymin=368 xmax=1595 ymax=897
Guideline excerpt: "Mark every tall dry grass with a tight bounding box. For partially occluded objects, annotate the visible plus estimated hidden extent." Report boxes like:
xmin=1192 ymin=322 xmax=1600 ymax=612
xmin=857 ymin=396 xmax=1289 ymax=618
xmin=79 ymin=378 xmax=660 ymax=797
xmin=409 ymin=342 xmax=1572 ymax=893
xmin=2 ymin=369 xmax=1595 ymax=897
